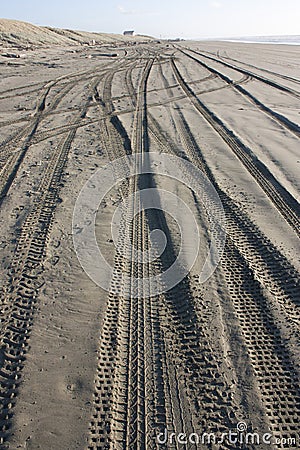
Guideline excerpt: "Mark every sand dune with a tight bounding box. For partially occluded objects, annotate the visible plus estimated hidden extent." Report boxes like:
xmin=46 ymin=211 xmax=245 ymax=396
xmin=0 ymin=18 xmax=151 ymax=48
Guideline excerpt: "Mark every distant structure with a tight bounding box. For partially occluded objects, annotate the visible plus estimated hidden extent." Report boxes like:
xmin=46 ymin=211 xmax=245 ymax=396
xmin=123 ymin=30 xmax=135 ymax=36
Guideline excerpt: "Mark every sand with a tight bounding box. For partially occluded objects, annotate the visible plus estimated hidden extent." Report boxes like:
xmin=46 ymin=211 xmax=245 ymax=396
xmin=0 ymin=18 xmax=152 ymax=48
xmin=0 ymin=20 xmax=299 ymax=450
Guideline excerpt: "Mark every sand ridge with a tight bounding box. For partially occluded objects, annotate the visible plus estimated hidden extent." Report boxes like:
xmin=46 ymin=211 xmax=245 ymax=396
xmin=0 ymin=18 xmax=152 ymax=48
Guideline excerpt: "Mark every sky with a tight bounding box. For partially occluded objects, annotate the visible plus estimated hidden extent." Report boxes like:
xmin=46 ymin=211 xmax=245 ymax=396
xmin=1 ymin=0 xmax=299 ymax=39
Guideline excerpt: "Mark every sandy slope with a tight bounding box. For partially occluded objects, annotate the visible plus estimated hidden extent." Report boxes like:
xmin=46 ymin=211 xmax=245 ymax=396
xmin=0 ymin=18 xmax=152 ymax=48
xmin=0 ymin=36 xmax=299 ymax=450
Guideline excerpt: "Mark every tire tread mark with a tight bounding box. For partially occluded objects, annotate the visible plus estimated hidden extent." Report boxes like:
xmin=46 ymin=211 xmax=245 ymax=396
xmin=171 ymin=58 xmax=300 ymax=237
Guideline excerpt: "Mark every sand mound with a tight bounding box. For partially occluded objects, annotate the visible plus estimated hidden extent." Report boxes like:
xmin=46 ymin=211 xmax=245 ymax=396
xmin=0 ymin=18 xmax=151 ymax=47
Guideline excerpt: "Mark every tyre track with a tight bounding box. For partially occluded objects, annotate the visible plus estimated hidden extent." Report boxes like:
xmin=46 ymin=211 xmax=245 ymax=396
xmin=121 ymin=57 xmax=248 ymax=447
xmin=155 ymin=58 xmax=300 ymax=445
xmin=179 ymin=46 xmax=300 ymax=99
xmin=0 ymin=65 xmax=117 ymax=204
xmin=1 ymin=44 xmax=297 ymax=449
xmin=0 ymin=79 xmax=55 ymax=203
xmin=89 ymin=58 xmax=175 ymax=449
xmin=158 ymin=58 xmax=300 ymax=335
xmin=89 ymin=55 xmax=252 ymax=449
xmin=0 ymin=116 xmax=31 ymax=129
xmin=171 ymin=58 xmax=300 ymax=237
xmin=0 ymin=76 xmax=105 ymax=446
xmin=174 ymin=112 xmax=300 ymax=447
xmin=0 ymin=81 xmax=44 ymax=98
xmin=216 ymin=50 xmax=300 ymax=85
xmin=0 ymin=64 xmax=114 ymax=155
xmin=30 ymin=117 xmax=100 ymax=145
xmin=112 ymin=72 xmax=216 ymax=102
xmin=88 ymin=55 xmax=203 ymax=449
xmin=178 ymin=47 xmax=300 ymax=138
xmin=124 ymin=63 xmax=193 ymax=447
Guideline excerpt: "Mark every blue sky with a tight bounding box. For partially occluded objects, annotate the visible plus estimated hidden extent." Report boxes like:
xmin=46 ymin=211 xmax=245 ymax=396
xmin=1 ymin=0 xmax=299 ymax=38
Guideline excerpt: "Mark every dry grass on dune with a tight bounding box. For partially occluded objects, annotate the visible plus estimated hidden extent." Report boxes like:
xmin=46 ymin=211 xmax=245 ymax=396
xmin=0 ymin=18 xmax=152 ymax=48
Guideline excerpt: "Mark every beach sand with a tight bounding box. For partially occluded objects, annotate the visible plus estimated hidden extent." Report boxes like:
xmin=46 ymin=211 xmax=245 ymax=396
xmin=0 ymin=22 xmax=299 ymax=449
